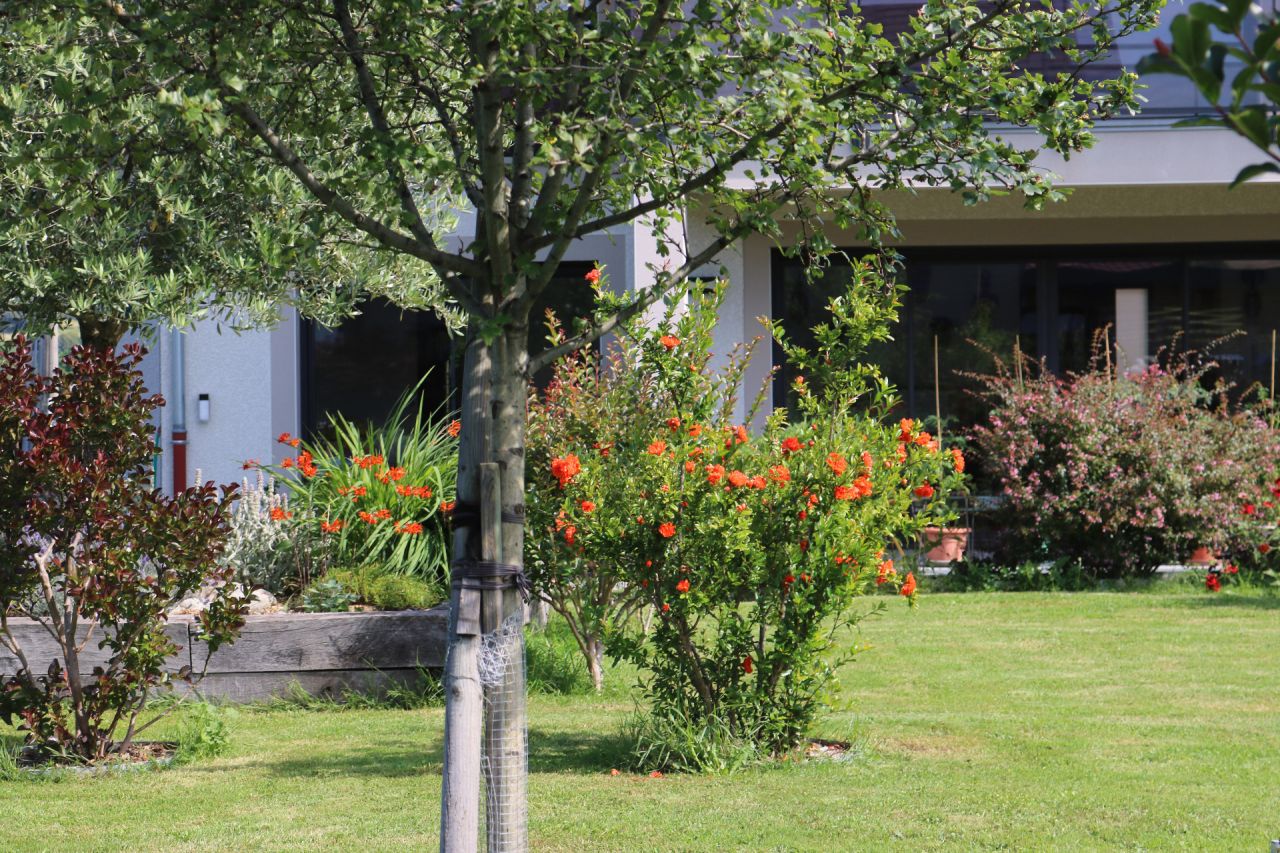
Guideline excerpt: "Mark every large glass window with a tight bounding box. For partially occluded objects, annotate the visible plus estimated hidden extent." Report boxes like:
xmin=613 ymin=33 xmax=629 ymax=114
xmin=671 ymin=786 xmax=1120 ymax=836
xmin=301 ymin=262 xmax=597 ymax=436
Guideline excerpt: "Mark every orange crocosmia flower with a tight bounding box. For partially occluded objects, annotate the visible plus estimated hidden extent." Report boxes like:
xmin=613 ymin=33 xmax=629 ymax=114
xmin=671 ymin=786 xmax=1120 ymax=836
xmin=734 ymin=425 xmax=749 ymax=445
xmin=913 ymin=483 xmax=935 ymax=499
xmin=688 ymin=423 xmax=703 ymax=437
xmin=705 ymin=464 xmax=726 ymax=485
xmin=447 ymin=419 xmax=462 ymax=438
xmin=768 ymin=464 xmax=791 ymax=485
xmin=386 ymin=466 xmax=407 ymax=482
xmin=358 ymin=510 xmax=378 ymax=524
xmin=826 ymin=453 xmax=848 ymax=475
xmin=277 ymin=432 xmax=293 ymax=445
xmin=242 ymin=459 xmax=259 ymax=470
xmin=659 ymin=335 xmax=681 ymax=350
xmin=646 ymin=440 xmax=667 ymax=456
xmin=675 ymin=579 xmax=690 ymax=594
xmin=666 ymin=417 xmax=681 ymax=431
xmin=585 ymin=268 xmax=602 ymax=285
xmin=400 ymin=522 xmax=424 ymax=535
xmin=281 ymin=457 xmax=294 ymax=469
xmin=684 ymin=460 xmax=696 ymax=473
xmin=352 ymin=486 xmax=367 ymax=497
xmin=900 ymin=572 xmax=917 ymax=597
xmin=550 ymin=454 xmax=582 ymax=488
xmin=658 ymin=522 xmax=676 ymax=538
xmin=728 ymin=470 xmax=749 ymax=488
xmin=375 ymin=508 xmax=392 ymax=520
xmin=951 ymin=447 xmax=966 ymax=473
xmin=781 ymin=436 xmax=802 ymax=454
xmin=580 ymin=500 xmax=596 ymax=513
xmin=439 ymin=500 xmax=456 ymax=513
xmin=269 ymin=507 xmax=292 ymax=521
xmin=320 ymin=519 xmax=345 ymax=533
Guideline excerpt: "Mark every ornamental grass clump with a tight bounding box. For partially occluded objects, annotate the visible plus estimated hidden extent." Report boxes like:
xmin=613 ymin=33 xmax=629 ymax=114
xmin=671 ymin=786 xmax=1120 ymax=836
xmin=970 ymin=337 xmax=1280 ymax=578
xmin=527 ymin=264 xmax=964 ymax=763
xmin=0 ymin=338 xmax=244 ymax=763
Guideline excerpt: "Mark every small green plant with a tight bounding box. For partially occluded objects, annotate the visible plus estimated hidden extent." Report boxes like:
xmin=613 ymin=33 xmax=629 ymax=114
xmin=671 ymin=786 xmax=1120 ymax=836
xmin=624 ymin=706 xmax=764 ymax=774
xmin=930 ymin=559 xmax=1093 ymax=592
xmin=525 ymin=619 xmax=593 ymax=696
xmin=249 ymin=669 xmax=444 ymax=712
xmin=300 ymin=577 xmax=357 ymax=613
xmin=174 ymin=702 xmax=234 ymax=764
xmin=225 ymin=470 xmax=336 ymax=596
xmin=330 ymin=565 xmax=443 ymax=611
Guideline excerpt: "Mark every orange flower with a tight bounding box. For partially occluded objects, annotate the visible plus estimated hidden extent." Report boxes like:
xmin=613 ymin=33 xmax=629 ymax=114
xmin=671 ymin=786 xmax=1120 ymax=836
xmin=387 ymin=466 xmax=406 ymax=482
xmin=351 ymin=486 xmax=367 ymax=498
xmin=900 ymin=572 xmax=917 ymax=597
xmin=742 ymin=655 xmax=753 ymax=674
xmin=728 ymin=470 xmax=749 ymax=488
xmin=281 ymin=457 xmax=294 ymax=469
xmin=705 ymin=464 xmax=726 ymax=485
xmin=750 ymin=475 xmax=767 ymax=490
xmin=895 ymin=444 xmax=908 ymax=464
xmin=951 ymin=447 xmax=965 ymax=473
xmin=439 ymin=500 xmax=456 ymax=513
xmin=675 ymin=578 xmax=690 ymax=593
xmin=358 ymin=510 xmax=378 ymax=524
xmin=400 ymin=522 xmax=424 ymax=535
xmin=320 ymin=518 xmax=345 ymax=533
xmin=781 ymin=436 xmax=802 ymax=454
xmin=914 ymin=431 xmax=933 ymax=448
xmin=913 ymin=483 xmax=935 ymax=499
xmin=658 ymin=522 xmax=676 ymax=538
xmin=646 ymin=440 xmax=667 ymax=456
xmin=277 ymin=432 xmax=294 ymax=445
xmin=684 ymin=460 xmax=696 ymax=473
xmin=580 ymin=500 xmax=596 ymax=513
xmin=659 ymin=335 xmax=681 ymax=350
xmin=447 ymin=419 xmax=462 ymax=438
xmin=550 ymin=454 xmax=582 ymax=488
xmin=834 ymin=485 xmax=857 ymax=501
xmin=242 ymin=459 xmax=259 ymax=470
xmin=585 ymin=268 xmax=602 ymax=284
xmin=666 ymin=417 xmax=681 ymax=431
xmin=876 ymin=559 xmax=894 ymax=584
xmin=861 ymin=451 xmax=873 ymax=474
xmin=269 ymin=506 xmax=292 ymax=521
xmin=563 ymin=525 xmax=577 ymax=545
xmin=768 ymin=464 xmax=791 ymax=485
xmin=375 ymin=508 xmax=392 ymax=520
xmin=733 ymin=425 xmax=749 ymax=445
xmin=826 ymin=453 xmax=848 ymax=475
xmin=898 ymin=418 xmax=915 ymax=442
xmin=688 ymin=423 xmax=703 ymax=438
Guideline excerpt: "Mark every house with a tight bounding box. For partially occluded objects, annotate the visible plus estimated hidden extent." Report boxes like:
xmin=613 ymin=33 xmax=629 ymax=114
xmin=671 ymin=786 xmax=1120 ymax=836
xmin=35 ymin=3 xmax=1280 ymax=496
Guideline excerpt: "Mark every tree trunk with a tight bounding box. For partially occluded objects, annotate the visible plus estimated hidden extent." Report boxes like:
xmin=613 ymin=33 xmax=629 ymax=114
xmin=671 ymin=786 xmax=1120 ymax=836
xmin=76 ymin=314 xmax=129 ymax=351
xmin=586 ymin=636 xmax=604 ymax=693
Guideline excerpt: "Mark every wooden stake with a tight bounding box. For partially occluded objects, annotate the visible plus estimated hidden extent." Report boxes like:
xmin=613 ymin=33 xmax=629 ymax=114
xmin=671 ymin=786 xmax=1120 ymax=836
xmin=1104 ymin=326 xmax=1113 ymax=385
xmin=1014 ymin=334 xmax=1023 ymax=391
xmin=933 ymin=334 xmax=942 ymax=448
xmin=1270 ymin=329 xmax=1276 ymax=402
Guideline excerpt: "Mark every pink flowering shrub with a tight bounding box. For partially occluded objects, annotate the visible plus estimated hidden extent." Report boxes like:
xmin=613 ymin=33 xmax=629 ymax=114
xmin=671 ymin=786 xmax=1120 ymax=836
xmin=970 ymin=343 xmax=1280 ymax=578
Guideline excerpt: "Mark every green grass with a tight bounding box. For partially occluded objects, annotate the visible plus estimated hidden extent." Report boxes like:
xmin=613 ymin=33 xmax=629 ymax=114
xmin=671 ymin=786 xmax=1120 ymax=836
xmin=3 ymin=591 xmax=1279 ymax=851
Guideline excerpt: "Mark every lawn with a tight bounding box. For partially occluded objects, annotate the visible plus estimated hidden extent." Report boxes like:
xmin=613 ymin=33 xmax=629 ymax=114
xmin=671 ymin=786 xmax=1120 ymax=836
xmin=3 ymin=591 xmax=1278 ymax=851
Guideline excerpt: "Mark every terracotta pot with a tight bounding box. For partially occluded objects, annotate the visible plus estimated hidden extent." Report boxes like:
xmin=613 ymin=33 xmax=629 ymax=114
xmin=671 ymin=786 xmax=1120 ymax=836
xmin=1187 ymin=546 xmax=1217 ymax=566
xmin=921 ymin=526 xmax=971 ymax=563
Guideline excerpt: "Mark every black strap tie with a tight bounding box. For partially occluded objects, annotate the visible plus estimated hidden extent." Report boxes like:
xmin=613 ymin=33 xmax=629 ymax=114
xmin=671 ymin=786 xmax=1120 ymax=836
xmin=450 ymin=500 xmax=524 ymax=528
xmin=452 ymin=558 xmax=531 ymax=603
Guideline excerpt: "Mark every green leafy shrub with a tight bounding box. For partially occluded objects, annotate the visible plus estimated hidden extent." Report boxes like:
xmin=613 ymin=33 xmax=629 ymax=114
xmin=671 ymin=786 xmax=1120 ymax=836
xmin=0 ymin=338 xmax=245 ymax=763
xmin=264 ymin=385 xmax=457 ymax=583
xmin=928 ymin=559 xmax=1093 ymax=592
xmin=331 ymin=565 xmax=443 ymax=611
xmin=527 ymin=266 xmax=964 ymax=761
xmin=300 ymin=577 xmax=356 ymax=613
xmin=970 ymin=339 xmax=1280 ymax=578
xmin=174 ymin=702 xmax=234 ymax=764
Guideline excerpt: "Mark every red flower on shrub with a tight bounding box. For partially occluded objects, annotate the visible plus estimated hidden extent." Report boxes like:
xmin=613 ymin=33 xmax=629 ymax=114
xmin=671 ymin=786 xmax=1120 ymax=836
xmin=781 ymin=436 xmax=802 ymax=454
xmin=733 ymin=425 xmax=749 ymax=445
xmin=913 ymin=483 xmax=935 ymax=499
xmin=728 ymin=470 xmax=749 ymax=488
xmin=1242 ymin=503 xmax=1256 ymax=516
xmin=861 ymin=451 xmax=873 ymax=474
xmin=660 ymin=335 xmax=681 ymax=350
xmin=1261 ymin=543 xmax=1272 ymax=554
xmin=281 ymin=457 xmax=294 ymax=469
xmin=742 ymin=655 xmax=753 ymax=674
xmin=898 ymin=419 xmax=914 ymax=441
xmin=834 ymin=485 xmax=857 ymax=501
xmin=684 ymin=460 xmax=696 ymax=473
xmin=666 ymin=417 xmax=681 ymax=431
xmin=950 ymin=448 xmax=965 ymax=473
xmin=900 ymin=572 xmax=917 ymax=597
xmin=783 ymin=573 xmax=796 ymax=588
xmin=550 ymin=454 xmax=582 ymax=488
xmin=646 ymin=440 xmax=667 ymax=456
xmin=706 ymin=464 xmax=726 ymax=485
xmin=659 ymin=522 xmax=676 ymax=538
xmin=564 ymin=525 xmax=577 ymax=545
xmin=768 ymin=464 xmax=791 ymax=485
xmin=876 ymin=560 xmax=894 ymax=584
xmin=688 ymin=423 xmax=703 ymax=437
xmin=1205 ymin=573 xmax=1221 ymax=592
xmin=676 ymin=579 xmax=690 ymax=593
xmin=1224 ymin=563 xmax=1239 ymax=574
xmin=580 ymin=500 xmax=596 ymax=513
xmin=826 ymin=453 xmax=848 ymax=475
xmin=585 ymin=268 xmax=602 ymax=285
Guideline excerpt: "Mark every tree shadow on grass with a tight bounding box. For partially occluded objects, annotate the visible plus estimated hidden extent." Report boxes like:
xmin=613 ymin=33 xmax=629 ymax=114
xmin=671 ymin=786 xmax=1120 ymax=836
xmin=198 ymin=740 xmax=445 ymax=780
xmin=1160 ymin=594 xmax=1280 ymax=611
xmin=528 ymin=727 xmax=632 ymax=775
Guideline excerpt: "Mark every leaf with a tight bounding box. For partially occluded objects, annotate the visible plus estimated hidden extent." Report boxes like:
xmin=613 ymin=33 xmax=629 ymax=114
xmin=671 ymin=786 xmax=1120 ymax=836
xmin=1229 ymin=162 xmax=1280 ymax=188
